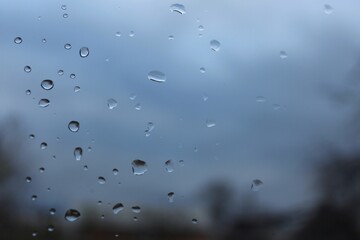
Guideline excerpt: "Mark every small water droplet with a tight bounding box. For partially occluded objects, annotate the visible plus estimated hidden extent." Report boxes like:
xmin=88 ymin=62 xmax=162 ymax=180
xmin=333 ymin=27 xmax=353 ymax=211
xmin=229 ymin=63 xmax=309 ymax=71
xmin=148 ymin=70 xmax=166 ymax=83
xmin=144 ymin=122 xmax=155 ymax=137
xmin=210 ymin=40 xmax=221 ymax=52
xmin=83 ymin=165 xmax=88 ymax=171
xmin=324 ymin=4 xmax=333 ymax=14
xmin=49 ymin=208 xmax=56 ymax=215
xmin=206 ymin=119 xmax=216 ymax=128
xmin=107 ymin=98 xmax=118 ymax=109
xmin=68 ymin=121 xmax=80 ymax=132
xmin=41 ymin=80 xmax=54 ymax=90
xmin=28 ymin=134 xmax=35 ymax=140
xmin=251 ymin=179 xmax=264 ymax=191
xmin=39 ymin=167 xmax=45 ymax=173
xmin=273 ymin=104 xmax=281 ymax=110
xmin=194 ymin=146 xmax=199 ymax=152
xmin=32 ymin=231 xmax=38 ymax=237
xmin=164 ymin=160 xmax=174 ymax=173
xmin=31 ymin=195 xmax=37 ymax=201
xmin=57 ymin=70 xmax=64 ymax=76
xmin=25 ymin=89 xmax=32 ymax=95
xmin=200 ymin=67 xmax=206 ymax=73
xmin=14 ymin=37 xmax=22 ymax=44
xmin=256 ymin=96 xmax=265 ymax=103
xmin=100 ymin=214 xmax=105 ymax=220
xmin=131 ymin=206 xmax=141 ymax=213
xmin=61 ymin=4 xmax=67 ymax=10
xmin=115 ymin=32 xmax=121 ymax=37
xmin=40 ymin=142 xmax=48 ymax=150
xmin=131 ymin=159 xmax=148 ymax=176
xmin=198 ymin=25 xmax=204 ymax=31
xmin=170 ymin=3 xmax=186 ymax=14
xmin=64 ymin=43 xmax=72 ymax=50
xmin=74 ymin=86 xmax=80 ymax=92
xmin=112 ymin=203 xmax=124 ymax=214
xmin=70 ymin=73 xmax=76 ymax=79
xmin=87 ymin=146 xmax=92 ymax=152
xmin=202 ymin=94 xmax=208 ymax=102
xmin=113 ymin=168 xmax=119 ymax=175
xmin=129 ymin=31 xmax=135 ymax=37
xmin=168 ymin=35 xmax=174 ymax=40
xmin=129 ymin=93 xmax=136 ymax=100
xmin=24 ymin=66 xmax=32 ymax=73
xmin=179 ymin=160 xmax=185 ymax=166
xmin=97 ymin=201 xmax=102 ymax=205
xmin=26 ymin=177 xmax=32 ymax=183
xmin=135 ymin=103 xmax=142 ymax=110
xmin=133 ymin=217 xmax=138 ymax=221
xmin=74 ymin=147 xmax=83 ymax=161
xmin=98 ymin=176 xmax=106 ymax=184
xmin=280 ymin=51 xmax=288 ymax=59
xmin=168 ymin=192 xmax=175 ymax=203
xmin=38 ymin=99 xmax=50 ymax=108
xmin=64 ymin=209 xmax=81 ymax=222
xmin=79 ymin=47 xmax=89 ymax=58
xmin=47 ymin=225 xmax=54 ymax=232
xmin=192 ymin=218 xmax=198 ymax=224
xmin=63 ymin=13 xmax=68 ymax=18
xmin=42 ymin=38 xmax=47 ymax=43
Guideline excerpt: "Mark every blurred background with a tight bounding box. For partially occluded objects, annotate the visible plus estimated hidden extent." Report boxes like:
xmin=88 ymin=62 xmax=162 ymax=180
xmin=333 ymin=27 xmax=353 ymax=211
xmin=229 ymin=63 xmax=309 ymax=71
xmin=0 ymin=0 xmax=360 ymax=239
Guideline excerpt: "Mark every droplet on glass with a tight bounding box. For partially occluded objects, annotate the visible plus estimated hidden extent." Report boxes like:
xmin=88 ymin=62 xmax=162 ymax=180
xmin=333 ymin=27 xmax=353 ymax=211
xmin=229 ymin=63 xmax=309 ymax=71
xmin=251 ymin=179 xmax=264 ymax=191
xmin=24 ymin=66 xmax=32 ymax=73
xmin=133 ymin=217 xmax=138 ymax=221
xmin=324 ymin=4 xmax=333 ymax=14
xmin=38 ymin=99 xmax=50 ymax=108
xmin=64 ymin=43 xmax=72 ymax=50
xmin=144 ymin=122 xmax=155 ymax=137
xmin=107 ymin=98 xmax=117 ymax=109
xmin=29 ymin=134 xmax=35 ymax=139
xmin=168 ymin=35 xmax=174 ymax=40
xmin=129 ymin=93 xmax=136 ymax=100
xmin=170 ymin=3 xmax=186 ymax=14
xmin=193 ymin=147 xmax=198 ymax=152
xmin=112 ymin=168 xmax=119 ymax=175
xmin=49 ymin=208 xmax=56 ymax=215
xmin=206 ymin=120 xmax=216 ymax=128
xmin=83 ymin=165 xmax=88 ymax=171
xmin=61 ymin=4 xmax=67 ymax=10
xmin=74 ymin=86 xmax=80 ymax=92
xmin=200 ymin=67 xmax=206 ymax=73
xmin=168 ymin=192 xmax=175 ymax=203
xmin=41 ymin=80 xmax=54 ymax=90
xmin=64 ymin=209 xmax=81 ymax=222
xmin=14 ymin=37 xmax=22 ymax=44
xmin=70 ymin=73 xmax=76 ymax=79
xmin=100 ymin=214 xmax=105 ymax=220
xmin=164 ymin=160 xmax=174 ymax=173
xmin=32 ymin=231 xmax=38 ymax=237
xmin=26 ymin=177 xmax=32 ymax=183
xmin=26 ymin=89 xmax=32 ymax=95
xmin=198 ymin=25 xmax=204 ymax=31
xmin=148 ymin=70 xmax=166 ymax=83
xmin=210 ymin=40 xmax=221 ymax=52
xmin=273 ymin=104 xmax=281 ymax=110
xmin=47 ymin=225 xmax=54 ymax=231
xmin=42 ymin=38 xmax=47 ymax=43
xmin=40 ymin=142 xmax=47 ymax=150
xmin=79 ymin=47 xmax=89 ymax=58
xmin=131 ymin=159 xmax=148 ymax=176
xmin=68 ymin=121 xmax=80 ymax=132
xmin=112 ymin=203 xmax=124 ymax=214
xmin=203 ymin=94 xmax=208 ymax=102
xmin=31 ymin=195 xmax=37 ymax=201
xmin=129 ymin=31 xmax=135 ymax=37
xmin=131 ymin=206 xmax=141 ymax=213
xmin=39 ymin=167 xmax=45 ymax=173
xmin=115 ymin=32 xmax=121 ymax=37
xmin=179 ymin=160 xmax=185 ymax=166
xmin=256 ymin=96 xmax=265 ymax=103
xmin=57 ymin=70 xmax=64 ymax=76
xmin=135 ymin=103 xmax=142 ymax=110
xmin=280 ymin=51 xmax=288 ymax=59
xmin=74 ymin=147 xmax=83 ymax=161
xmin=63 ymin=13 xmax=68 ymax=18
xmin=192 ymin=218 xmax=198 ymax=224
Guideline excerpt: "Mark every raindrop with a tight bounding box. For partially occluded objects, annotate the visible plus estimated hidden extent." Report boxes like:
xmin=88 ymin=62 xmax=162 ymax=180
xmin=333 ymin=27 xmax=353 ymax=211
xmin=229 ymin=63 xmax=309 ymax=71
xmin=70 ymin=73 xmax=76 ymax=79
xmin=200 ymin=67 xmax=206 ymax=73
xmin=32 ymin=232 xmax=38 ymax=237
xmin=57 ymin=70 xmax=64 ymax=76
xmin=164 ymin=160 xmax=174 ymax=173
xmin=83 ymin=165 xmax=88 ymax=171
xmin=206 ymin=120 xmax=216 ymax=128
xmin=133 ymin=217 xmax=138 ymax=221
xmin=74 ymin=86 xmax=80 ymax=92
xmin=131 ymin=206 xmax=141 ymax=213
xmin=26 ymin=177 xmax=32 ymax=183
xmin=273 ymin=104 xmax=281 ymax=110
xmin=210 ymin=40 xmax=221 ymax=52
xmin=112 ymin=168 xmax=119 ymax=175
xmin=87 ymin=146 xmax=92 ymax=152
xmin=251 ymin=179 xmax=264 ymax=191
xmin=198 ymin=25 xmax=204 ymax=31
xmin=112 ymin=203 xmax=124 ymax=214
xmin=107 ymin=98 xmax=118 ymax=109
xmin=24 ymin=66 xmax=32 ymax=73
xmin=63 ymin=13 xmax=68 ymax=18
xmin=14 ymin=37 xmax=22 ymax=44
xmin=100 ymin=215 xmax=105 ymax=220
xmin=74 ymin=147 xmax=83 ymax=161
xmin=168 ymin=192 xmax=175 ymax=203
xmin=148 ymin=70 xmax=166 ymax=83
xmin=115 ymin=32 xmax=121 ymax=37
xmin=79 ymin=47 xmax=89 ymax=58
xmin=29 ymin=134 xmax=35 ymax=139
xmin=256 ymin=96 xmax=265 ymax=103
xmin=68 ymin=121 xmax=80 ymax=132
xmin=131 ymin=159 xmax=148 ymax=176
xmin=38 ymin=99 xmax=50 ymax=108
xmin=98 ymin=201 xmax=102 ymax=205
xmin=324 ymin=4 xmax=333 ymax=14
xmin=31 ymin=195 xmax=37 ymax=201
xmin=193 ymin=147 xmax=198 ymax=152
xmin=280 ymin=51 xmax=288 ymax=59
xmin=47 ymin=225 xmax=54 ymax=232
xmin=144 ymin=122 xmax=155 ymax=137
xmin=129 ymin=93 xmax=136 ymax=100
xmin=203 ymin=94 xmax=208 ymax=102
xmin=168 ymin=35 xmax=174 ymax=40
xmin=98 ymin=176 xmax=106 ymax=184
xmin=179 ymin=160 xmax=185 ymax=166
xmin=192 ymin=218 xmax=198 ymax=224
xmin=64 ymin=209 xmax=81 ymax=222
xmin=39 ymin=167 xmax=45 ymax=173
xmin=135 ymin=103 xmax=142 ymax=110
xmin=129 ymin=31 xmax=135 ymax=37
xmin=64 ymin=43 xmax=72 ymax=50
xmin=49 ymin=208 xmax=56 ymax=215
xmin=25 ymin=89 xmax=32 ymax=95
xmin=42 ymin=38 xmax=47 ymax=43
xmin=40 ymin=142 xmax=47 ymax=150
xmin=170 ymin=3 xmax=186 ymax=14
xmin=41 ymin=80 xmax=54 ymax=90
xmin=61 ymin=4 xmax=67 ymax=10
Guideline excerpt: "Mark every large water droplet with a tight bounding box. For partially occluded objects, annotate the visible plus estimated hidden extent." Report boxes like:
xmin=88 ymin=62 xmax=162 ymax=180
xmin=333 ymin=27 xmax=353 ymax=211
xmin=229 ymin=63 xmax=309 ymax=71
xmin=168 ymin=192 xmax=175 ymax=203
xmin=64 ymin=209 xmax=81 ymax=222
xmin=112 ymin=203 xmax=124 ymax=214
xmin=38 ymin=99 xmax=50 ymax=108
xmin=164 ymin=160 xmax=174 ymax=173
xmin=41 ymin=80 xmax=54 ymax=90
xmin=68 ymin=121 xmax=80 ymax=132
xmin=98 ymin=176 xmax=106 ymax=184
xmin=107 ymin=98 xmax=117 ymax=109
xmin=14 ymin=37 xmax=23 ymax=44
xmin=144 ymin=122 xmax=155 ymax=137
xmin=64 ymin=43 xmax=72 ymax=50
xmin=131 ymin=159 xmax=148 ymax=175
xmin=24 ymin=66 xmax=32 ymax=73
xmin=49 ymin=208 xmax=56 ymax=215
xmin=210 ymin=40 xmax=221 ymax=52
xmin=131 ymin=206 xmax=141 ymax=213
xmin=148 ymin=71 xmax=166 ymax=83
xmin=79 ymin=47 xmax=89 ymax=58
xmin=324 ymin=4 xmax=333 ymax=14
xmin=40 ymin=142 xmax=48 ymax=150
xmin=170 ymin=4 xmax=186 ymax=14
xmin=251 ymin=179 xmax=264 ymax=191
xmin=206 ymin=120 xmax=216 ymax=128
xmin=74 ymin=147 xmax=83 ymax=161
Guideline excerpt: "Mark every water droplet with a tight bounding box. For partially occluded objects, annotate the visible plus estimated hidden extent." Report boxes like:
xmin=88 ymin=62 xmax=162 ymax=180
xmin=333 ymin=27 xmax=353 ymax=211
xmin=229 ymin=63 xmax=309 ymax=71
xmin=100 ymin=214 xmax=105 ymax=220
xmin=61 ymin=4 xmax=67 ymax=10
xmin=32 ymin=231 xmax=38 ymax=237
xmin=148 ymin=70 xmax=166 ymax=83
xmin=64 ymin=209 xmax=81 ymax=222
xmin=164 ymin=160 xmax=174 ymax=173
xmin=57 ymin=70 xmax=64 ymax=76
xmin=198 ymin=25 xmax=204 ymax=31
xmin=68 ymin=121 xmax=80 ymax=132
xmin=83 ymin=165 xmax=88 ymax=171
xmin=24 ymin=66 xmax=32 ymax=73
xmin=70 ymin=73 xmax=76 ymax=79
xmin=251 ymin=179 xmax=264 ymax=191
xmin=49 ymin=208 xmax=56 ymax=215
xmin=41 ymin=80 xmax=54 ymax=90
xmin=193 ymin=147 xmax=198 ymax=152
xmin=206 ymin=119 xmax=216 ymax=128
xmin=40 ymin=142 xmax=47 ymax=150
xmin=168 ymin=192 xmax=175 ymax=203
xmin=14 ymin=37 xmax=22 ymax=44
xmin=74 ymin=147 xmax=83 ymax=161
xmin=129 ymin=31 xmax=135 ymax=37
xmin=112 ymin=168 xmax=119 ymax=175
xmin=97 ymin=201 xmax=102 ymax=205
xmin=280 ymin=51 xmax=288 ymax=59
xmin=38 ymin=99 xmax=50 ymax=108
xmin=200 ymin=67 xmax=206 ymax=73
xmin=210 ymin=40 xmax=221 ymax=52
xmin=31 ymin=195 xmax=37 ymax=201
xmin=74 ymin=86 xmax=80 ymax=92
xmin=29 ymin=134 xmax=35 ymax=139
xmin=42 ymin=38 xmax=47 ymax=43
xmin=112 ymin=203 xmax=124 ymax=214
xmin=64 ymin=43 xmax=72 ymax=50
xmin=98 ymin=176 xmax=106 ymax=184
xmin=47 ymin=225 xmax=54 ymax=231
xmin=324 ymin=4 xmax=333 ymax=14
xmin=179 ymin=160 xmax=185 ymax=166
xmin=107 ymin=98 xmax=118 ymax=109
xmin=256 ymin=96 xmax=265 ymax=103
xmin=192 ymin=218 xmax=198 ymax=224
xmin=170 ymin=3 xmax=186 ymax=14
xmin=63 ymin=13 xmax=68 ymax=18
xmin=87 ymin=146 xmax=92 ymax=152
xmin=131 ymin=159 xmax=148 ymax=176
xmin=115 ymin=32 xmax=121 ymax=37
xmin=202 ymin=94 xmax=208 ymax=102
xmin=131 ymin=206 xmax=141 ymax=213
xmin=273 ymin=104 xmax=281 ymax=110
xmin=79 ymin=47 xmax=89 ymax=58
xmin=135 ymin=103 xmax=142 ymax=110
xmin=25 ymin=89 xmax=32 ymax=95
xmin=39 ymin=167 xmax=45 ymax=173
xmin=26 ymin=177 xmax=32 ymax=183
xmin=129 ymin=93 xmax=136 ymax=100
xmin=168 ymin=35 xmax=174 ymax=40
xmin=144 ymin=122 xmax=155 ymax=137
